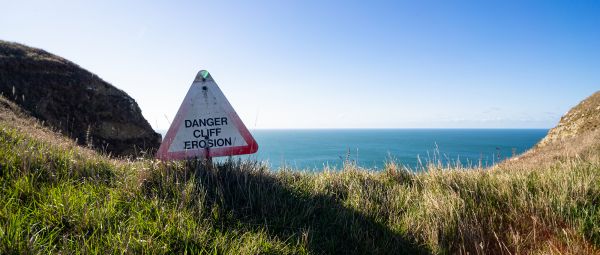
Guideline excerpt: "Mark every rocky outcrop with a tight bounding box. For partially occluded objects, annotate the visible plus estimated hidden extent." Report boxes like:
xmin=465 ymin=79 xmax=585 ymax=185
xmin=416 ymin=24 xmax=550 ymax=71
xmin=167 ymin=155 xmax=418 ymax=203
xmin=537 ymin=91 xmax=600 ymax=147
xmin=0 ymin=40 xmax=161 ymax=156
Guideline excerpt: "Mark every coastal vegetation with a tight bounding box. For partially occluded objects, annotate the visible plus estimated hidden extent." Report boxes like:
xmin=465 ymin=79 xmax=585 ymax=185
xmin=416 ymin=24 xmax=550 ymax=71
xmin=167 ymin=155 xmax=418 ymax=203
xmin=1 ymin=93 xmax=599 ymax=254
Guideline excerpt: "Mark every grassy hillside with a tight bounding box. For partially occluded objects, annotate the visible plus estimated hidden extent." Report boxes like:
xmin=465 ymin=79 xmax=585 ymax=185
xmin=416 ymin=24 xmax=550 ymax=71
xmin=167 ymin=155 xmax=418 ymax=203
xmin=1 ymin=95 xmax=599 ymax=254
xmin=539 ymin=91 xmax=600 ymax=147
xmin=0 ymin=40 xmax=161 ymax=156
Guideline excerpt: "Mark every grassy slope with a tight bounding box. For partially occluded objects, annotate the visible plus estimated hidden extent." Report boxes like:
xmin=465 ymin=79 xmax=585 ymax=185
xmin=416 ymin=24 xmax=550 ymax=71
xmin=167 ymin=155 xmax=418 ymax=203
xmin=0 ymin=96 xmax=599 ymax=254
xmin=539 ymin=91 xmax=600 ymax=147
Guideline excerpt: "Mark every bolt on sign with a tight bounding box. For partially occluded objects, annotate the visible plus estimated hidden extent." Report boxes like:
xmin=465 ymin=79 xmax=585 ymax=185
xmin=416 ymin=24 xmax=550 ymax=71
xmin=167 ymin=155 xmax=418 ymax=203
xmin=156 ymin=70 xmax=258 ymax=160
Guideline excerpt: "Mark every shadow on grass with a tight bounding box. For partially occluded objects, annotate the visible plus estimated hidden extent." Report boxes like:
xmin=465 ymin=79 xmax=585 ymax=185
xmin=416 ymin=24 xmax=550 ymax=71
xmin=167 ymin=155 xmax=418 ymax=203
xmin=172 ymin=159 xmax=430 ymax=254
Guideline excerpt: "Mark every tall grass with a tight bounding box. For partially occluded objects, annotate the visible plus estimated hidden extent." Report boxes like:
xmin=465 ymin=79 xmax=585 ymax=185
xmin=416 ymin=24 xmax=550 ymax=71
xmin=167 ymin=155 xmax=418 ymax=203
xmin=1 ymin=125 xmax=599 ymax=254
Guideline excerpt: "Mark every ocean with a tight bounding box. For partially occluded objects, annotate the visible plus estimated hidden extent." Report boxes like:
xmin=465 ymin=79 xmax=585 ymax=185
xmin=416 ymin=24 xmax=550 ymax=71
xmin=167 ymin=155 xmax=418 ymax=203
xmin=251 ymin=129 xmax=548 ymax=171
xmin=160 ymin=129 xmax=548 ymax=171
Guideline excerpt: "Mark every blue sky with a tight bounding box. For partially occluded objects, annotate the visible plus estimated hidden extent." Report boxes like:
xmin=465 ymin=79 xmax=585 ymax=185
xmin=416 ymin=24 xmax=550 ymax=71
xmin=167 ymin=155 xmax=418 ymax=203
xmin=2 ymin=1 xmax=599 ymax=129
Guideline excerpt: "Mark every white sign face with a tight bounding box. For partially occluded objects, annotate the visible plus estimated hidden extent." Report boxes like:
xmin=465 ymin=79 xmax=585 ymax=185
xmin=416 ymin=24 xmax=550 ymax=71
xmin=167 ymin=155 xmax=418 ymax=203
xmin=157 ymin=70 xmax=258 ymax=160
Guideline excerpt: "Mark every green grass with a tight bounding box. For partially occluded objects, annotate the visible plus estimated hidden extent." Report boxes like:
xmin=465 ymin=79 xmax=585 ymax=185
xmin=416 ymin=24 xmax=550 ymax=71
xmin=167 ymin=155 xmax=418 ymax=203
xmin=1 ymin=125 xmax=599 ymax=254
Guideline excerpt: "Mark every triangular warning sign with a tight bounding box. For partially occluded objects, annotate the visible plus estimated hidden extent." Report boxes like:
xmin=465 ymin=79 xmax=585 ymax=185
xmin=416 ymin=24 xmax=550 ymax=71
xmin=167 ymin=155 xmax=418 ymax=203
xmin=157 ymin=70 xmax=258 ymax=160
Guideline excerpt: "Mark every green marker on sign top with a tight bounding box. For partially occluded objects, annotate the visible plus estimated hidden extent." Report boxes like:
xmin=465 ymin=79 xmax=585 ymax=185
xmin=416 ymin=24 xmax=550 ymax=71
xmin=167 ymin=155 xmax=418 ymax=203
xmin=200 ymin=70 xmax=209 ymax=79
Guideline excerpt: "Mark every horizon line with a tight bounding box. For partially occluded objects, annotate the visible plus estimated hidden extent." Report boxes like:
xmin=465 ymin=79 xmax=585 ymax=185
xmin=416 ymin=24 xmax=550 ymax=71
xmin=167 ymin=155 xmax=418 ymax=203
xmin=154 ymin=127 xmax=551 ymax=132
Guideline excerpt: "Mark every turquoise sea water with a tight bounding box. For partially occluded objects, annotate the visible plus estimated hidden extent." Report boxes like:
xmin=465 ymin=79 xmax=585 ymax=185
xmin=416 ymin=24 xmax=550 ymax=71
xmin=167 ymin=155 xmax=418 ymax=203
xmin=159 ymin=129 xmax=548 ymax=171
xmin=248 ymin=129 xmax=548 ymax=171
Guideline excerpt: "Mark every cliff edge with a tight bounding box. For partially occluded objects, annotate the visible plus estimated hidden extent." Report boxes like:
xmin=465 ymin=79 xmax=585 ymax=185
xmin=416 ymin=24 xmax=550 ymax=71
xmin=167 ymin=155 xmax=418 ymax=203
xmin=537 ymin=91 xmax=600 ymax=147
xmin=0 ymin=40 xmax=161 ymax=156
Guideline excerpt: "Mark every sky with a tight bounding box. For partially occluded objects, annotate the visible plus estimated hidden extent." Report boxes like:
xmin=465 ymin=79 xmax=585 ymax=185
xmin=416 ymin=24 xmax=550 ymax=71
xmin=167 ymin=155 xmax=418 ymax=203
xmin=1 ymin=1 xmax=599 ymax=129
